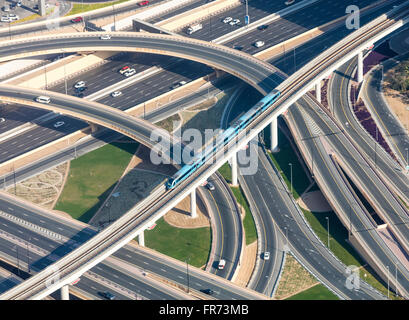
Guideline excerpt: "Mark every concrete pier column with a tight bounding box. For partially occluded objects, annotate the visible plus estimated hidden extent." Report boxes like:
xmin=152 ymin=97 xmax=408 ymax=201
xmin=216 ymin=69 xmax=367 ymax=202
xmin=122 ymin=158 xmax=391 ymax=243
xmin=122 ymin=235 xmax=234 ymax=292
xmin=61 ymin=285 xmax=69 ymax=300
xmin=231 ymin=153 xmax=238 ymax=186
xmin=357 ymin=51 xmax=363 ymax=83
xmin=270 ymin=116 xmax=279 ymax=152
xmin=190 ymin=189 xmax=197 ymax=218
xmin=315 ymin=80 xmax=321 ymax=103
xmin=39 ymin=0 xmax=46 ymax=16
xmin=138 ymin=231 xmax=145 ymax=247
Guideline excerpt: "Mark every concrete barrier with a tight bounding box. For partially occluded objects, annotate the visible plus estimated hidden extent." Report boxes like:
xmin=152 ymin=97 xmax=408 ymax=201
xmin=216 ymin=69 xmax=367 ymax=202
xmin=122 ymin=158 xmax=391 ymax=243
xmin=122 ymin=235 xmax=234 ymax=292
xmin=157 ymin=0 xmax=240 ymax=32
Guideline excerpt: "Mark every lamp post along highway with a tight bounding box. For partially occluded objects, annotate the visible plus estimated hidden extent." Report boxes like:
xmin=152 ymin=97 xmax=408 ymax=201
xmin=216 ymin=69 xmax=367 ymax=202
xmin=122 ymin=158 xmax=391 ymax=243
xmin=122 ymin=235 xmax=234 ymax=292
xmin=326 ymin=216 xmax=330 ymax=249
xmin=288 ymin=163 xmax=293 ymax=195
xmin=387 ymin=266 xmax=390 ymax=298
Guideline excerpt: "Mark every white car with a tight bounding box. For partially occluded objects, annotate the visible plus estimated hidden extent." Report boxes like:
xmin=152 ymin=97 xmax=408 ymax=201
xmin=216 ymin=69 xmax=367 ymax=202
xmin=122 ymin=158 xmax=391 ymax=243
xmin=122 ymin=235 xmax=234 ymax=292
xmin=111 ymin=91 xmax=122 ymax=97
xmin=100 ymin=34 xmax=111 ymax=40
xmin=17 ymin=1 xmax=22 ymax=7
xmin=53 ymin=121 xmax=65 ymax=128
xmin=218 ymin=259 xmax=226 ymax=270
xmin=223 ymin=17 xmax=232 ymax=24
xmin=8 ymin=14 xmax=18 ymax=20
xmin=285 ymin=0 xmax=295 ymax=5
xmin=0 ymin=117 xmax=5 ymax=123
xmin=254 ymin=40 xmax=265 ymax=48
xmin=74 ymin=81 xmax=85 ymax=89
xmin=229 ymin=19 xmax=240 ymax=26
xmin=1 ymin=16 xmax=10 ymax=22
xmin=124 ymin=69 xmax=136 ymax=77
xmin=263 ymin=252 xmax=270 ymax=260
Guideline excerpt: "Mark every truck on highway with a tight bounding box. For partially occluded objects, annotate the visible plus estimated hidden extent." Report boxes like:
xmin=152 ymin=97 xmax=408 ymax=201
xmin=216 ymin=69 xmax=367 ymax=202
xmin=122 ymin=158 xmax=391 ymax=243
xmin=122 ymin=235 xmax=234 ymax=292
xmin=186 ymin=23 xmax=202 ymax=35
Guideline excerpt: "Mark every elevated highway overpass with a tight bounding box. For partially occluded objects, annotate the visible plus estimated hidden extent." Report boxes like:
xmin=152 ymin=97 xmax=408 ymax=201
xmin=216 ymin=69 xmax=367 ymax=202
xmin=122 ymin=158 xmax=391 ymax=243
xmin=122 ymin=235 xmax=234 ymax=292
xmin=1 ymin=2 xmax=409 ymax=299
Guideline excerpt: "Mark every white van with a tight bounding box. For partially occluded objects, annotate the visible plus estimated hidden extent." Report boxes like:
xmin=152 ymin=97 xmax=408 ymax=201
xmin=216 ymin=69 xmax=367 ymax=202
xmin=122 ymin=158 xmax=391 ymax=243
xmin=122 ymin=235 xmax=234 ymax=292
xmin=35 ymin=96 xmax=51 ymax=104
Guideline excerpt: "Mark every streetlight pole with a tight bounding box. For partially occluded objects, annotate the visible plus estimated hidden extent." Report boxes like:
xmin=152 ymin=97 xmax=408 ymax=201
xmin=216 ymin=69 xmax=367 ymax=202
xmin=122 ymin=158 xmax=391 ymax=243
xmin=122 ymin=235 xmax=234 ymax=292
xmin=288 ymin=163 xmax=293 ymax=195
xmin=325 ymin=216 xmax=329 ymax=249
xmin=15 ymin=245 xmax=20 ymax=276
xmin=395 ymin=262 xmax=398 ymax=297
xmin=186 ymin=257 xmax=190 ymax=294
xmin=387 ymin=266 xmax=390 ymax=299
xmin=113 ymin=4 xmax=116 ymax=31
xmin=63 ymin=53 xmax=67 ymax=95
xmin=374 ymin=126 xmax=378 ymax=168
xmin=27 ymin=236 xmax=30 ymax=273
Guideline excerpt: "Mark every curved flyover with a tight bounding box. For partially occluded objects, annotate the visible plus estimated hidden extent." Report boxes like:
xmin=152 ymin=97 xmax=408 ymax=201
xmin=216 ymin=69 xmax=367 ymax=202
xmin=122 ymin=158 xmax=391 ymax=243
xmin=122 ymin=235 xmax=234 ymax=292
xmin=0 ymin=32 xmax=282 ymax=96
xmin=2 ymin=2 xmax=409 ymax=299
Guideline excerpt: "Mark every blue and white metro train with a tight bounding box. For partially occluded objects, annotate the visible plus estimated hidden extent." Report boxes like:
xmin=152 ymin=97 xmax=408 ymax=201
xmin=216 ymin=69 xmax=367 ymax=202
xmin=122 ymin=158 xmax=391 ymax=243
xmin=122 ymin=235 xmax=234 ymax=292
xmin=165 ymin=89 xmax=281 ymax=189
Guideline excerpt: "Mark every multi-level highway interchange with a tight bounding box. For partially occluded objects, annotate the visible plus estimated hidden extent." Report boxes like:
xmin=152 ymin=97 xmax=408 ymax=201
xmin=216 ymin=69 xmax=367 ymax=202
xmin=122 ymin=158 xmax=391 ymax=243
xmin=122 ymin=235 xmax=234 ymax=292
xmin=0 ymin=0 xmax=408 ymax=304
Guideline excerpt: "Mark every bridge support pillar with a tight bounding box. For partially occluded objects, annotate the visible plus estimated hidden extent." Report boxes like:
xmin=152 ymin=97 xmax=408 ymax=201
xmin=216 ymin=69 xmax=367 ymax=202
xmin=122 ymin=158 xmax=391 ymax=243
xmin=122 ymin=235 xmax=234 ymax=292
xmin=190 ymin=189 xmax=197 ymax=218
xmin=138 ymin=231 xmax=145 ymax=247
xmin=270 ymin=116 xmax=279 ymax=152
xmin=61 ymin=285 xmax=69 ymax=300
xmin=89 ymin=122 xmax=98 ymax=133
xmin=38 ymin=0 xmax=46 ymax=16
xmin=315 ymin=80 xmax=321 ymax=103
xmin=357 ymin=51 xmax=363 ymax=83
xmin=231 ymin=153 xmax=238 ymax=186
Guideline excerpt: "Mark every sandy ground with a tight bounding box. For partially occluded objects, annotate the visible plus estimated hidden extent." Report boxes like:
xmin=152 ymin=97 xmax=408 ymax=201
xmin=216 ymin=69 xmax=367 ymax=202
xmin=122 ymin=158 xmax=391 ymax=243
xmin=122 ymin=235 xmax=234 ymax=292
xmin=297 ymin=190 xmax=332 ymax=213
xmin=273 ymin=253 xmax=318 ymax=300
xmin=232 ymin=241 xmax=257 ymax=288
xmin=383 ymin=85 xmax=409 ymax=133
xmin=6 ymin=163 xmax=69 ymax=209
xmin=164 ymin=194 xmax=210 ymax=228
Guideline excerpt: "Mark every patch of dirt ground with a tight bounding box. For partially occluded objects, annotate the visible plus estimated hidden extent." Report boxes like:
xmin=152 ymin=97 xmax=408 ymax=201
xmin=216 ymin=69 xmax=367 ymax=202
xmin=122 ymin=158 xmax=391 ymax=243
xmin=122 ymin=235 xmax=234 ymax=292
xmin=6 ymin=163 xmax=69 ymax=209
xmin=274 ymin=253 xmax=318 ymax=300
xmin=232 ymin=241 xmax=257 ymax=288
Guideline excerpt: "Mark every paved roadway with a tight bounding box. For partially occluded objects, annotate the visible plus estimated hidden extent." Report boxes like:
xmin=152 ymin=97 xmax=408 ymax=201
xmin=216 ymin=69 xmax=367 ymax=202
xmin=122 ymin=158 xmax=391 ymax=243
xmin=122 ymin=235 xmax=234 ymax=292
xmin=0 ymin=0 xmax=386 ymax=163
xmin=0 ymin=193 xmax=262 ymax=299
xmin=329 ymin=57 xmax=409 ymax=201
xmin=362 ymin=57 xmax=409 ymax=168
xmin=291 ymin=94 xmax=409 ymax=296
xmin=222 ymin=84 xmax=384 ymax=299
xmin=0 ymin=0 xmax=402 ymax=298
xmin=287 ymin=98 xmax=409 ymax=298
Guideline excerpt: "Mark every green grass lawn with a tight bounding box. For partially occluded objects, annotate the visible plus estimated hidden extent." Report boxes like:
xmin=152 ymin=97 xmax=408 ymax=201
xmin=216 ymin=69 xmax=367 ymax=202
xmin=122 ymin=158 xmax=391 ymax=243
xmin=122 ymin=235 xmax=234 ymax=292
xmin=218 ymin=163 xmax=257 ymax=245
xmin=286 ymin=284 xmax=339 ymax=300
xmin=231 ymin=186 xmax=257 ymax=245
xmin=302 ymin=209 xmax=364 ymax=267
xmin=67 ymin=0 xmax=130 ymax=16
xmin=144 ymin=217 xmax=211 ymax=268
xmin=54 ymin=140 xmax=138 ymax=222
xmin=267 ymin=126 xmax=313 ymax=199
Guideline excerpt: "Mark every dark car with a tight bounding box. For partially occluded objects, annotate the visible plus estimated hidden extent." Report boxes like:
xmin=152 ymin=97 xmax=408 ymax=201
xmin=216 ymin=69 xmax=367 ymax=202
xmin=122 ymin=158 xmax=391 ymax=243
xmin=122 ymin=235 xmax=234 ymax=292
xmin=75 ymin=86 xmax=88 ymax=92
xmin=206 ymin=182 xmax=215 ymax=191
xmin=201 ymin=289 xmax=214 ymax=295
xmin=233 ymin=45 xmax=243 ymax=51
xmin=100 ymin=291 xmax=115 ymax=300
xmin=258 ymin=24 xmax=269 ymax=30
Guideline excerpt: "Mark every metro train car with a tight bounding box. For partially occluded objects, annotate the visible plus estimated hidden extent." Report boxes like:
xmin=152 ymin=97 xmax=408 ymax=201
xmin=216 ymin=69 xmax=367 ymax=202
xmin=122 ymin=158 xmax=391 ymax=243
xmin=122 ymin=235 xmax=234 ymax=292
xmin=165 ymin=89 xmax=281 ymax=189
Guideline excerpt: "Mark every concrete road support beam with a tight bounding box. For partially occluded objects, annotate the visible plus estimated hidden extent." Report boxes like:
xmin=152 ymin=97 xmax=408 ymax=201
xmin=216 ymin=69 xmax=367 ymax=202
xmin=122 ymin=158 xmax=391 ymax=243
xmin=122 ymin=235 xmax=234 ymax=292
xmin=231 ymin=153 xmax=238 ymax=186
xmin=357 ymin=51 xmax=363 ymax=83
xmin=60 ymin=285 xmax=69 ymax=300
xmin=88 ymin=122 xmax=98 ymax=133
xmin=138 ymin=231 xmax=145 ymax=247
xmin=270 ymin=116 xmax=279 ymax=152
xmin=190 ymin=188 xmax=197 ymax=218
xmin=39 ymin=0 xmax=46 ymax=17
xmin=315 ymin=80 xmax=321 ymax=103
